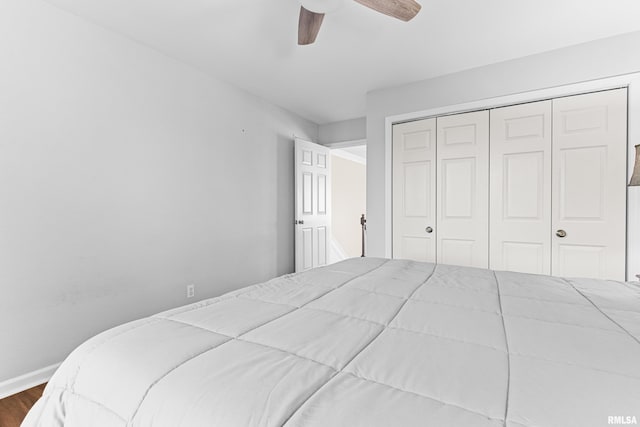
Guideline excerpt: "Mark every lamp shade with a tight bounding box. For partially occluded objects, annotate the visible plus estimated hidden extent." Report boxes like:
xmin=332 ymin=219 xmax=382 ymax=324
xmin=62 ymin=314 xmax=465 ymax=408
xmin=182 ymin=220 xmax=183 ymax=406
xmin=631 ymin=144 xmax=640 ymax=186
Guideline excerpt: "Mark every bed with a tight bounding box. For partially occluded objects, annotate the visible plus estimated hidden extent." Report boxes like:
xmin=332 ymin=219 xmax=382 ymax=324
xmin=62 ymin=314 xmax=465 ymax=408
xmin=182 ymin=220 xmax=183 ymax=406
xmin=22 ymin=258 xmax=640 ymax=426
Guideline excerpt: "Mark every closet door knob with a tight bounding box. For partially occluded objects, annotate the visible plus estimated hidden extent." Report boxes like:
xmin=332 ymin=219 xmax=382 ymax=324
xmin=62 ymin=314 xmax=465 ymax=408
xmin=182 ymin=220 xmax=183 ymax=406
xmin=556 ymin=229 xmax=567 ymax=238
xmin=425 ymin=227 xmax=433 ymax=233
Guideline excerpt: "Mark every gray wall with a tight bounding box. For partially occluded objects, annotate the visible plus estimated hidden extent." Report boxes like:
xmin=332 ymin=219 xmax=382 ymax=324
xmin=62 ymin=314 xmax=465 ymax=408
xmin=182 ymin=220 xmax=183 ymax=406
xmin=366 ymin=31 xmax=640 ymax=258
xmin=0 ymin=0 xmax=318 ymax=382
xmin=319 ymin=117 xmax=366 ymax=145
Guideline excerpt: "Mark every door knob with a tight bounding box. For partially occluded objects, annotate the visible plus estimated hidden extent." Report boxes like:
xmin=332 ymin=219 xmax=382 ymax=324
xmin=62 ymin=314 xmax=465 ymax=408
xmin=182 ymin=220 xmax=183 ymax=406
xmin=295 ymin=220 xmax=304 ymax=225
xmin=556 ymin=229 xmax=567 ymax=238
xmin=425 ymin=227 xmax=433 ymax=233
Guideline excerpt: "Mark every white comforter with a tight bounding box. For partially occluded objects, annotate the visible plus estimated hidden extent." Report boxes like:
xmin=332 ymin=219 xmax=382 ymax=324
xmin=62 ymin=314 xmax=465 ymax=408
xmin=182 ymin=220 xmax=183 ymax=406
xmin=23 ymin=258 xmax=640 ymax=426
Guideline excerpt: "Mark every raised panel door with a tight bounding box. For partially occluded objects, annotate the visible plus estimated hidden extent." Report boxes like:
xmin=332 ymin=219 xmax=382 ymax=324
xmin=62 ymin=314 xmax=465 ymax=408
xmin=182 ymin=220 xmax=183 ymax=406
xmin=392 ymin=119 xmax=436 ymax=262
xmin=295 ymin=139 xmax=331 ymax=272
xmin=551 ymin=89 xmax=627 ymax=280
xmin=437 ymin=110 xmax=489 ymax=268
xmin=490 ymin=100 xmax=552 ymax=274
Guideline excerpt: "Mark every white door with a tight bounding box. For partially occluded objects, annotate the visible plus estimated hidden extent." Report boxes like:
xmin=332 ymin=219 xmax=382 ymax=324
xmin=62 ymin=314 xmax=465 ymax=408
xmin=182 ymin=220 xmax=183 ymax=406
xmin=295 ymin=138 xmax=331 ymax=272
xmin=551 ymin=89 xmax=627 ymax=280
xmin=437 ymin=110 xmax=489 ymax=268
xmin=490 ymin=100 xmax=552 ymax=274
xmin=392 ymin=118 xmax=437 ymax=262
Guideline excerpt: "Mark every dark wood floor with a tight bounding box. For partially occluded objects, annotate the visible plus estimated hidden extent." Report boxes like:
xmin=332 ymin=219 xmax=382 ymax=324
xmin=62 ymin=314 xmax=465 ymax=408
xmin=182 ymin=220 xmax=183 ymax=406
xmin=0 ymin=384 xmax=46 ymax=427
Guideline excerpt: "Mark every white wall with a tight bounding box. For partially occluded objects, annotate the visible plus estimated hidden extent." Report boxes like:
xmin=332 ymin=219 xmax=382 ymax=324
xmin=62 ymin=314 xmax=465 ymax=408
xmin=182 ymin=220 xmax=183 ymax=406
xmin=0 ymin=0 xmax=318 ymax=384
xmin=366 ymin=31 xmax=640 ymax=263
xmin=319 ymin=117 xmax=366 ymax=145
xmin=331 ymin=155 xmax=366 ymax=258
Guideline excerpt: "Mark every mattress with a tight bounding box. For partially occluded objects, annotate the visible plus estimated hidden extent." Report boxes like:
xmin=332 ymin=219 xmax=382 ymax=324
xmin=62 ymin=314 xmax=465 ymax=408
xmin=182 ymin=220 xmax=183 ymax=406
xmin=22 ymin=258 xmax=640 ymax=426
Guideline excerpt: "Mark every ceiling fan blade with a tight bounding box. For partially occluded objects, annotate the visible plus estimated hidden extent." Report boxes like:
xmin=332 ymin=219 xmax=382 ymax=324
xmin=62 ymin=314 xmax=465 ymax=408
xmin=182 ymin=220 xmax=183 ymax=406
xmin=353 ymin=0 xmax=422 ymax=21
xmin=298 ymin=6 xmax=325 ymax=45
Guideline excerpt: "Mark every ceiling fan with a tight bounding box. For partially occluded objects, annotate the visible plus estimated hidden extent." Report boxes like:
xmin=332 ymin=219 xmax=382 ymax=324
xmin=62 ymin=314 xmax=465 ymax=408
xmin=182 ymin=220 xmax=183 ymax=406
xmin=298 ymin=0 xmax=422 ymax=45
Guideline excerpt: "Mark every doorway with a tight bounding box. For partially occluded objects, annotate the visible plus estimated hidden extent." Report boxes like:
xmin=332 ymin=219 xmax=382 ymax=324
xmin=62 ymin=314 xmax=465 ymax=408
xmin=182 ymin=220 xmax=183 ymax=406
xmin=329 ymin=143 xmax=367 ymax=263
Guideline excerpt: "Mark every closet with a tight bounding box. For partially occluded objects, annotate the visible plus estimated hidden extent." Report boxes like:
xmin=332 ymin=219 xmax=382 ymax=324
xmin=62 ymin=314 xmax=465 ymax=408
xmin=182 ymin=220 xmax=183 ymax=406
xmin=392 ymin=88 xmax=628 ymax=280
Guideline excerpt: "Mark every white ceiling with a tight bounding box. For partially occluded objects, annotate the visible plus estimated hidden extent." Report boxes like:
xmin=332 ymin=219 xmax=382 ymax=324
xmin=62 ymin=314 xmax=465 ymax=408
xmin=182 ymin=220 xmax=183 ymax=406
xmin=43 ymin=0 xmax=640 ymax=124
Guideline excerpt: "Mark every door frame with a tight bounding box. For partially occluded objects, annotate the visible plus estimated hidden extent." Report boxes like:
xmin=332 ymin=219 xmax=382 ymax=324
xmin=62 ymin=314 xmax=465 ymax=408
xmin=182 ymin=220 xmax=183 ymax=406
xmin=384 ymin=72 xmax=640 ymax=280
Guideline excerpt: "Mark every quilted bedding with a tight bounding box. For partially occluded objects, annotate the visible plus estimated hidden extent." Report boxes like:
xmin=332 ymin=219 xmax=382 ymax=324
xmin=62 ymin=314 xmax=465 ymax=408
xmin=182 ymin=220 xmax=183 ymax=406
xmin=23 ymin=258 xmax=640 ymax=427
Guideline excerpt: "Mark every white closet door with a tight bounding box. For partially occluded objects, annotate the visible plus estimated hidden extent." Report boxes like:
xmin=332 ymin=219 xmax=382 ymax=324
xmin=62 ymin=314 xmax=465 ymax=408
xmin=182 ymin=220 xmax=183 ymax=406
xmin=392 ymin=118 xmax=437 ymax=262
xmin=295 ymin=139 xmax=331 ymax=272
xmin=490 ymin=100 xmax=552 ymax=274
xmin=552 ymin=89 xmax=627 ymax=280
xmin=437 ymin=111 xmax=489 ymax=268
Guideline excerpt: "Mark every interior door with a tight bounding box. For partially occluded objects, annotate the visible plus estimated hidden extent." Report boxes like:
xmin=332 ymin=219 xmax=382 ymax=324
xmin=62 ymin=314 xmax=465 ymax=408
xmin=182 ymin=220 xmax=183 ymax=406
xmin=295 ymin=138 xmax=331 ymax=272
xmin=392 ymin=118 xmax=437 ymax=262
xmin=551 ymin=88 xmax=627 ymax=280
xmin=490 ymin=100 xmax=552 ymax=274
xmin=436 ymin=110 xmax=489 ymax=268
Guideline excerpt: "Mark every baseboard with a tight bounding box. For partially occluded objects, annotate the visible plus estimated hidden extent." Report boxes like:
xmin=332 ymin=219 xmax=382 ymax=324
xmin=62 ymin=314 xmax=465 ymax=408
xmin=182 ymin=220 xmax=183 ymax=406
xmin=0 ymin=363 xmax=61 ymax=400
